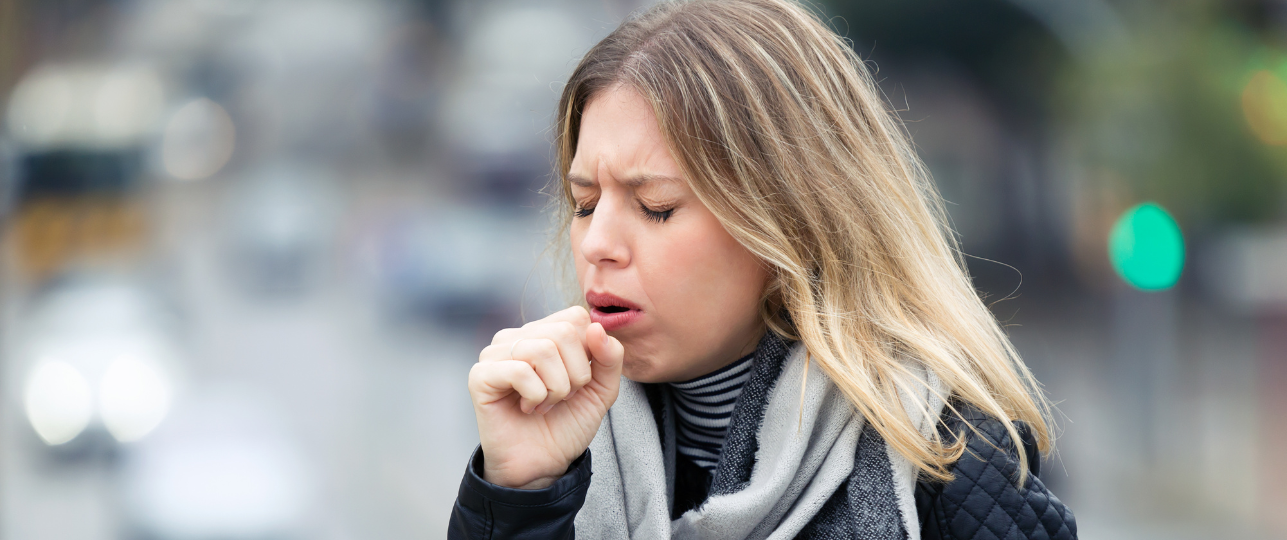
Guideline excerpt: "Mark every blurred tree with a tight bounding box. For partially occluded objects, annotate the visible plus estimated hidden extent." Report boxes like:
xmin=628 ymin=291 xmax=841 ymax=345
xmin=819 ymin=0 xmax=1062 ymax=127
xmin=1058 ymin=2 xmax=1285 ymax=226
xmin=819 ymin=0 xmax=1073 ymax=291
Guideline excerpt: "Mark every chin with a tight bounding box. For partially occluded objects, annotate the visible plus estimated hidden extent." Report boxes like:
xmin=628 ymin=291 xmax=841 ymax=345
xmin=621 ymin=358 xmax=652 ymax=382
xmin=621 ymin=354 xmax=668 ymax=384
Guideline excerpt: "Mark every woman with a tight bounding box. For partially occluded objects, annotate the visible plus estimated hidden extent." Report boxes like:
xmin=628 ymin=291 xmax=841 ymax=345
xmin=450 ymin=0 xmax=1077 ymax=538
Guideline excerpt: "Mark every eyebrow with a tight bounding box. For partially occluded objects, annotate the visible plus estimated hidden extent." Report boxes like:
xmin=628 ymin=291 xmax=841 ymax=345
xmin=567 ymin=173 xmax=683 ymax=188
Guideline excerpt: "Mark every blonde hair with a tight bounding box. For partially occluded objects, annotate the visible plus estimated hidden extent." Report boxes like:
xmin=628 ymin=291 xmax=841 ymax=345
xmin=552 ymin=0 xmax=1053 ymax=482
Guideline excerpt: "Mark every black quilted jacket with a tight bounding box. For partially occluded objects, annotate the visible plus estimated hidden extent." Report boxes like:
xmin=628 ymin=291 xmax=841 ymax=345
xmin=448 ymin=403 xmax=1076 ymax=539
xmin=915 ymin=406 xmax=1077 ymax=540
xmin=450 ymin=333 xmax=1075 ymax=539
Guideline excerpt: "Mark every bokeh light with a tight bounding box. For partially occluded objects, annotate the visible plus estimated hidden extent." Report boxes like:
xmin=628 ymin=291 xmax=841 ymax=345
xmin=24 ymin=359 xmax=94 ymax=446
xmin=4 ymin=63 xmax=166 ymax=149
xmin=93 ymin=65 xmax=165 ymax=144
xmin=1108 ymin=202 xmax=1185 ymax=291
xmin=1242 ymin=69 xmax=1287 ymax=146
xmin=5 ymin=66 xmax=73 ymax=147
xmin=162 ymin=98 xmax=236 ymax=181
xmin=100 ymin=355 xmax=172 ymax=443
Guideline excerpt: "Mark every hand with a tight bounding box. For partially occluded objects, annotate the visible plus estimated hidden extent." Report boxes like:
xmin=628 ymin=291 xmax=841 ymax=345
xmin=467 ymin=306 xmax=625 ymax=489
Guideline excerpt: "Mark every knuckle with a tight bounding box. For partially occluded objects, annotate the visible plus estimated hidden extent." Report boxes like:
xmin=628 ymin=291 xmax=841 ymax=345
xmin=534 ymin=338 xmax=560 ymax=358
xmin=553 ymin=321 xmax=577 ymax=341
xmin=521 ymin=369 xmax=545 ymax=389
xmin=467 ymin=364 xmax=486 ymax=389
xmin=509 ymin=362 xmax=537 ymax=384
xmin=491 ymin=328 xmax=516 ymax=345
xmin=478 ymin=344 xmax=501 ymax=362
xmin=568 ymin=305 xmax=591 ymax=324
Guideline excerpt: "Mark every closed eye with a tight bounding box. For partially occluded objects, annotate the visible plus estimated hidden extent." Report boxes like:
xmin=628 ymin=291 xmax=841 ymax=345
xmin=639 ymin=202 xmax=674 ymax=223
xmin=573 ymin=202 xmax=674 ymax=223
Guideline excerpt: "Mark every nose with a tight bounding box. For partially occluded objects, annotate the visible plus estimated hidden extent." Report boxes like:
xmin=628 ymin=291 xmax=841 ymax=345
xmin=578 ymin=196 xmax=631 ymax=269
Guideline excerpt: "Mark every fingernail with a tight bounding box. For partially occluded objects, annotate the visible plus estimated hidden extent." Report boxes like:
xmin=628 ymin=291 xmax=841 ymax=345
xmin=565 ymin=389 xmax=579 ymax=401
xmin=537 ymin=403 xmax=554 ymax=414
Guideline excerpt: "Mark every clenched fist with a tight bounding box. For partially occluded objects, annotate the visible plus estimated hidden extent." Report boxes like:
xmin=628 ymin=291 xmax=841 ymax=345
xmin=468 ymin=306 xmax=625 ymax=489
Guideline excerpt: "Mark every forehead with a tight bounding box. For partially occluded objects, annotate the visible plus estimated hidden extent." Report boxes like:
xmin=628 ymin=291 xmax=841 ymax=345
xmin=568 ymin=86 xmax=683 ymax=183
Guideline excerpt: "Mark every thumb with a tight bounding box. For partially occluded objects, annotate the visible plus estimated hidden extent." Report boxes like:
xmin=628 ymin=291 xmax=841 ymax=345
xmin=585 ymin=322 xmax=624 ymax=400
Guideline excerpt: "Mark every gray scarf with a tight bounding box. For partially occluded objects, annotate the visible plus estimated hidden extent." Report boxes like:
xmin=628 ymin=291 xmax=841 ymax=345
xmin=576 ymin=335 xmax=944 ymax=539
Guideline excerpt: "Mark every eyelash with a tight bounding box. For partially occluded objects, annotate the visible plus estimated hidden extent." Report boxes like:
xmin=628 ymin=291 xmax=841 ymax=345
xmin=573 ymin=202 xmax=675 ymax=223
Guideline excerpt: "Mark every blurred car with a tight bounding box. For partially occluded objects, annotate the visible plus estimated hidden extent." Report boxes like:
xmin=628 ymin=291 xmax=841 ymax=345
xmin=11 ymin=277 xmax=183 ymax=453
xmin=358 ymin=202 xmax=550 ymax=334
xmin=222 ymin=163 xmax=341 ymax=297
xmin=3 ymin=62 xmax=166 ymax=282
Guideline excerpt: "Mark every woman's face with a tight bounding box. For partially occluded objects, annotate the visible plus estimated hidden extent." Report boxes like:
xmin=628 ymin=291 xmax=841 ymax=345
xmin=568 ymin=85 xmax=768 ymax=383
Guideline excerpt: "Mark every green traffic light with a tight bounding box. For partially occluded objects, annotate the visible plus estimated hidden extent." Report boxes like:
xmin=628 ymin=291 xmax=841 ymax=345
xmin=1108 ymin=203 xmax=1185 ymax=291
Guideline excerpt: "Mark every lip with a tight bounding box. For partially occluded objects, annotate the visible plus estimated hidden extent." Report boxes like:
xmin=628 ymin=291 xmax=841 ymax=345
xmin=585 ymin=291 xmax=643 ymax=331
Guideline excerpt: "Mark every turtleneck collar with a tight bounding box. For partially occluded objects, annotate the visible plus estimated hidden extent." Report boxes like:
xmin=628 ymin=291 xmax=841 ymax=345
xmin=668 ymin=351 xmax=756 ymax=471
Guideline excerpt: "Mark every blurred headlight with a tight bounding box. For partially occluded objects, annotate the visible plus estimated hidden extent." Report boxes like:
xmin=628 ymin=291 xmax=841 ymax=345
xmin=100 ymin=355 xmax=172 ymax=443
xmin=6 ymin=63 xmax=166 ymax=150
xmin=24 ymin=359 xmax=94 ymax=445
xmin=18 ymin=280 xmax=183 ymax=447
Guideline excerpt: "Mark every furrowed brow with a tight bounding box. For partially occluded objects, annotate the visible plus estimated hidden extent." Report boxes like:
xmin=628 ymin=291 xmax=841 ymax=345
xmin=567 ymin=173 xmax=594 ymax=187
xmin=620 ymin=173 xmax=683 ymax=187
xmin=566 ymin=172 xmax=683 ymax=188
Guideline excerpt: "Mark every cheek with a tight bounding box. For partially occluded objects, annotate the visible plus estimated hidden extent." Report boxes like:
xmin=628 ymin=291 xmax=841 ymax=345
xmin=569 ymin=224 xmax=588 ymax=282
xmin=640 ymin=215 xmax=765 ymax=324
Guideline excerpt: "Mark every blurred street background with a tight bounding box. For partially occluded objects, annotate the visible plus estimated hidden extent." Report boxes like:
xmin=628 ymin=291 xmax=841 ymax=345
xmin=0 ymin=0 xmax=1284 ymax=538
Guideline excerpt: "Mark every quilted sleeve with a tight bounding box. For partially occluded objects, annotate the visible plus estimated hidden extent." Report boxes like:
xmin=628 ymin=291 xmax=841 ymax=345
xmin=914 ymin=409 xmax=1077 ymax=540
xmin=448 ymin=446 xmax=591 ymax=540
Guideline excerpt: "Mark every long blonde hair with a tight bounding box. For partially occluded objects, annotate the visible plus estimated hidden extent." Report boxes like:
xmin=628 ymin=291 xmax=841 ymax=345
xmin=552 ymin=0 xmax=1053 ymax=482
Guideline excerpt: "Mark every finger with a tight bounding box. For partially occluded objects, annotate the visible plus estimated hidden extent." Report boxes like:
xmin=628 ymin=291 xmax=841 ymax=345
xmin=585 ymin=322 xmax=624 ymax=403
xmin=469 ymin=360 xmax=548 ymax=413
xmin=526 ymin=321 xmax=592 ymax=396
xmin=490 ymin=327 xmax=520 ymax=347
xmin=478 ymin=341 xmax=523 ymax=364
xmin=526 ymin=305 xmax=591 ymax=332
xmin=511 ymin=338 xmax=571 ymax=413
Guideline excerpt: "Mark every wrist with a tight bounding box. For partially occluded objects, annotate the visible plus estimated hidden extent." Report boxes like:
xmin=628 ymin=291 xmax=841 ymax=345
xmin=482 ymin=463 xmax=568 ymax=490
xmin=510 ymin=475 xmax=560 ymax=490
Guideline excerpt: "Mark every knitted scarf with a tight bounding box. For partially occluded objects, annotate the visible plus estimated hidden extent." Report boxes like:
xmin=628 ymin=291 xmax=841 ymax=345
xmin=575 ymin=333 xmax=945 ymax=539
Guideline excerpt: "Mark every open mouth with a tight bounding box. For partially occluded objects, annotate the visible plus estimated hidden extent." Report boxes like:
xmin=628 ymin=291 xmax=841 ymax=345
xmin=585 ymin=291 xmax=642 ymax=331
xmin=585 ymin=291 xmax=641 ymax=312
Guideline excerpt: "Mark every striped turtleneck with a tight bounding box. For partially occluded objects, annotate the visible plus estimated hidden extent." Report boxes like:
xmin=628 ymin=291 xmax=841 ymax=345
xmin=669 ymin=352 xmax=756 ymax=472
